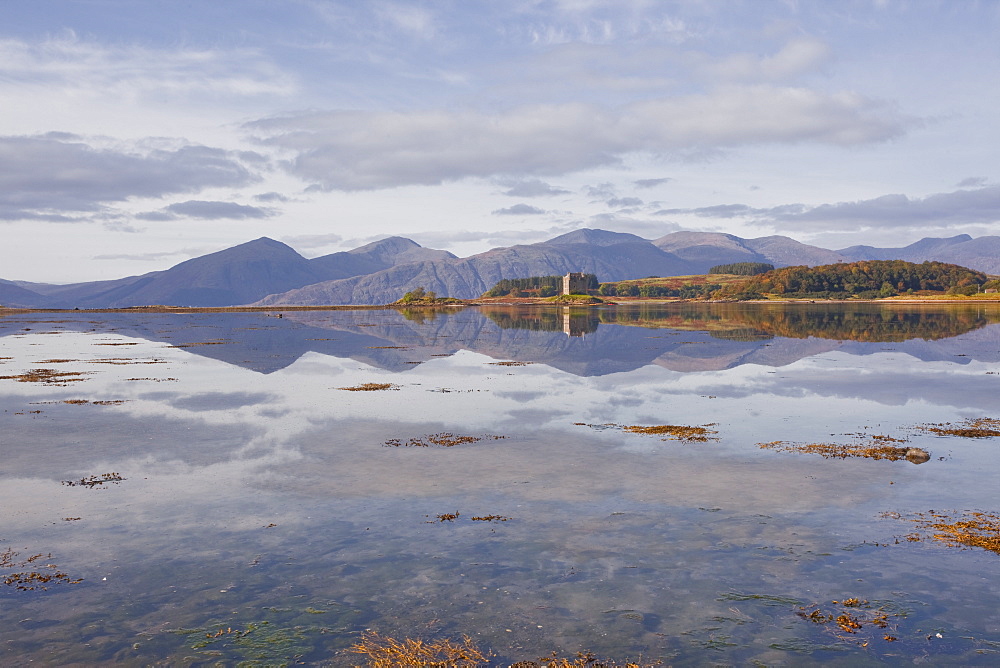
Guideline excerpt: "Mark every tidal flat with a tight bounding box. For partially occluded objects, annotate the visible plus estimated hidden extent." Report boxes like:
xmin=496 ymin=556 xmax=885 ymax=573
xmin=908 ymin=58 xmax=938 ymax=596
xmin=1 ymin=303 xmax=999 ymax=665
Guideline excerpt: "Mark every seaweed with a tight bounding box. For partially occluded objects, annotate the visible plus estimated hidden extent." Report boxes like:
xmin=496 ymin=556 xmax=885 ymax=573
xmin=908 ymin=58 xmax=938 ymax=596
xmin=796 ymin=597 xmax=905 ymax=645
xmin=882 ymin=510 xmax=1000 ymax=554
xmin=0 ymin=368 xmax=91 ymax=385
xmin=339 ymin=382 xmax=400 ymax=391
xmin=350 ymin=630 xmax=490 ymax=667
xmin=173 ymin=618 xmax=320 ymax=666
xmin=581 ymin=422 xmax=718 ymax=442
xmin=62 ymin=472 xmax=125 ymax=488
xmin=914 ymin=417 xmax=1000 ymax=438
xmin=385 ymin=433 xmax=506 ymax=448
xmin=1 ymin=548 xmax=83 ymax=591
xmin=758 ymin=440 xmax=930 ymax=463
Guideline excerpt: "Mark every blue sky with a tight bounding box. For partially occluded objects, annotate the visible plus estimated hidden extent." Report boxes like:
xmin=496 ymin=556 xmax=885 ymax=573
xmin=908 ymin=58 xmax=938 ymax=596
xmin=3 ymin=0 xmax=999 ymax=282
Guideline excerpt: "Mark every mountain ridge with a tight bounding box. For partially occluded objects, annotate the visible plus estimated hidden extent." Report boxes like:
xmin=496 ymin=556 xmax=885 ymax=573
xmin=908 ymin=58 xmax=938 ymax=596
xmin=5 ymin=230 xmax=1000 ymax=308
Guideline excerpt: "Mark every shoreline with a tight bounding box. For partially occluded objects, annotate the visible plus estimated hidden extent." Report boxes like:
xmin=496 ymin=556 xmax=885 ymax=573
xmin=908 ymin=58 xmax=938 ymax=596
xmin=4 ymin=296 xmax=1000 ymax=315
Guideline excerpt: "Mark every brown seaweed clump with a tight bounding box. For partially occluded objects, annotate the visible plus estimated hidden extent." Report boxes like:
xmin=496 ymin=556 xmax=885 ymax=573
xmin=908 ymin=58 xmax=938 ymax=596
xmin=882 ymin=510 xmax=1000 ymax=554
xmin=62 ymin=472 xmax=125 ymax=488
xmin=349 ymin=630 xmax=490 ymax=667
xmin=797 ymin=597 xmax=901 ymax=644
xmin=622 ymin=424 xmax=718 ymax=442
xmin=579 ymin=422 xmax=718 ymax=442
xmin=915 ymin=417 xmax=1000 ymax=438
xmin=1 ymin=548 xmax=83 ymax=591
xmin=0 ymin=368 xmax=90 ymax=385
xmin=385 ymin=433 xmax=506 ymax=448
xmin=349 ymin=632 xmax=654 ymax=668
xmin=338 ymin=382 xmax=400 ymax=391
xmin=758 ymin=441 xmax=930 ymax=464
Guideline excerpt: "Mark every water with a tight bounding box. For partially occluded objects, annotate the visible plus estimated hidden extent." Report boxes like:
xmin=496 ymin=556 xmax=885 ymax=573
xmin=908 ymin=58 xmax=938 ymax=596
xmin=1 ymin=303 xmax=999 ymax=665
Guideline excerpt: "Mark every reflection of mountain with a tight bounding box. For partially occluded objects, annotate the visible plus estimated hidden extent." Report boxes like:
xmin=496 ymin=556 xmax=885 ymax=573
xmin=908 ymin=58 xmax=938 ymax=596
xmin=594 ymin=303 xmax=996 ymax=342
xmin=2 ymin=303 xmax=998 ymax=376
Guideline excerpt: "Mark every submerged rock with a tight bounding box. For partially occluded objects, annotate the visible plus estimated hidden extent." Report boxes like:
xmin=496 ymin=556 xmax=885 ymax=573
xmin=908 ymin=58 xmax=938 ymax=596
xmin=905 ymin=448 xmax=931 ymax=464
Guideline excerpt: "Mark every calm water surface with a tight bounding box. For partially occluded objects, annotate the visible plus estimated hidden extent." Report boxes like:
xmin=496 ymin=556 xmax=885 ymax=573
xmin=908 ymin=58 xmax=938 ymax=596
xmin=1 ymin=303 xmax=999 ymax=665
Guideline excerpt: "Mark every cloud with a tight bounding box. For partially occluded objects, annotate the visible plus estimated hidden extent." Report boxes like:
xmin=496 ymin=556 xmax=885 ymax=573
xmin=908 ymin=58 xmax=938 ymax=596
xmin=375 ymin=3 xmax=437 ymax=39
xmin=585 ymin=182 xmax=618 ymax=199
xmin=279 ymin=232 xmax=344 ymax=251
xmin=254 ymin=191 xmax=290 ymax=202
xmin=633 ymin=177 xmax=672 ymax=188
xmin=0 ymin=34 xmax=296 ymax=102
xmin=403 ymin=223 xmax=586 ymax=250
xmin=586 ymin=213 xmax=681 ymax=238
xmin=607 ymin=197 xmax=643 ymax=208
xmin=654 ymin=203 xmax=758 ymax=218
xmin=246 ymin=85 xmax=909 ymax=190
xmin=957 ymin=176 xmax=988 ymax=188
xmin=492 ymin=203 xmax=547 ymax=215
xmin=768 ymin=186 xmax=1000 ymax=230
xmin=0 ymin=135 xmax=259 ymax=221
xmin=702 ymin=37 xmax=832 ymax=82
xmin=93 ymin=250 xmax=182 ymax=261
xmin=497 ymin=178 xmax=571 ymax=197
xmin=656 ymin=186 xmax=1000 ymax=233
xmin=161 ymin=201 xmax=271 ymax=220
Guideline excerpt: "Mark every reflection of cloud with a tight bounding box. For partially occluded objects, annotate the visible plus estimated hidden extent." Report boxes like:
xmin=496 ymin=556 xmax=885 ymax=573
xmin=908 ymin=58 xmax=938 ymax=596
xmin=168 ymin=391 xmax=278 ymax=412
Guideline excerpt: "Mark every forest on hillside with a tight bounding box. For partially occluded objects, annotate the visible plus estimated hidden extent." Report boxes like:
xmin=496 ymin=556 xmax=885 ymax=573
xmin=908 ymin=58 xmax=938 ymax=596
xmin=713 ymin=260 xmax=988 ymax=300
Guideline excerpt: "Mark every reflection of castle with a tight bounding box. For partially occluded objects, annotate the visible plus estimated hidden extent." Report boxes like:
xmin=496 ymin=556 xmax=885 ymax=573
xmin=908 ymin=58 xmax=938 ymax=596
xmin=562 ymin=308 xmax=590 ymax=337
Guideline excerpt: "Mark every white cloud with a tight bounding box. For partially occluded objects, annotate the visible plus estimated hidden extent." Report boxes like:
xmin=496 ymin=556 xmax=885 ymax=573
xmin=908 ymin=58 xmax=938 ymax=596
xmin=247 ymin=85 xmax=908 ymax=190
xmin=633 ymin=177 xmax=672 ymax=188
xmin=658 ymin=186 xmax=1000 ymax=233
xmin=376 ymin=2 xmax=437 ymax=39
xmin=496 ymin=178 xmax=571 ymax=197
xmin=703 ymin=37 xmax=832 ymax=82
xmin=159 ymin=201 xmax=272 ymax=220
xmin=0 ymin=33 xmax=296 ymax=103
xmin=768 ymin=186 xmax=1000 ymax=230
xmin=492 ymin=203 xmax=547 ymax=215
xmin=0 ymin=135 xmax=260 ymax=221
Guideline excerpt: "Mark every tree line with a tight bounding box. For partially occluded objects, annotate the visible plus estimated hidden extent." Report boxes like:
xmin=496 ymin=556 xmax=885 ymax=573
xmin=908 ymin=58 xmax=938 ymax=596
xmin=483 ymin=274 xmax=598 ymax=298
xmin=714 ymin=260 xmax=988 ymax=300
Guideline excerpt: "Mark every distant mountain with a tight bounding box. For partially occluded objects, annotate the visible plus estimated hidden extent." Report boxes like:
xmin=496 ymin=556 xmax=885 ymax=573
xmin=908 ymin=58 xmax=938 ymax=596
xmin=651 ymin=231 xmax=847 ymax=272
xmin=6 ymin=229 xmax=1000 ymax=309
xmin=5 ymin=236 xmax=455 ymax=308
xmin=0 ymin=279 xmax=48 ymax=308
xmin=256 ymin=229 xmax=701 ymax=305
xmin=837 ymin=235 xmax=973 ymax=262
xmin=308 ymin=236 xmax=456 ymax=280
xmin=837 ymin=234 xmax=1000 ymax=274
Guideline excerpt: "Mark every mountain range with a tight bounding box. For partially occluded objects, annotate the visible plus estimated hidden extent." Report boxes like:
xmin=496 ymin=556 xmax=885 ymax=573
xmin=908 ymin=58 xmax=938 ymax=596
xmin=3 ymin=229 xmax=998 ymax=308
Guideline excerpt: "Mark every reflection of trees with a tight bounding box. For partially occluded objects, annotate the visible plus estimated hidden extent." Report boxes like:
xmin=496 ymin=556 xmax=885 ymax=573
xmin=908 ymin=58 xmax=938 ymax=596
xmin=482 ymin=307 xmax=600 ymax=336
xmin=482 ymin=303 xmax=997 ymax=343
xmin=724 ymin=306 xmax=991 ymax=342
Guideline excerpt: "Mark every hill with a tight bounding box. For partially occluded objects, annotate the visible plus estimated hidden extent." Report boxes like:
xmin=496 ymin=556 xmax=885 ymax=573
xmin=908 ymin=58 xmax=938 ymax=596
xmin=254 ymin=231 xmax=701 ymax=305
xmin=7 ymin=236 xmax=454 ymax=308
xmin=714 ymin=260 xmax=988 ymax=300
xmin=9 ymin=229 xmax=1000 ymax=308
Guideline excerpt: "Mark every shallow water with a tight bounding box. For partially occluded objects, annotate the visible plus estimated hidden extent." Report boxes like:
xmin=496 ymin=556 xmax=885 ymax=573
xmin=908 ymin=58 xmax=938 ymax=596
xmin=1 ymin=303 xmax=999 ymax=665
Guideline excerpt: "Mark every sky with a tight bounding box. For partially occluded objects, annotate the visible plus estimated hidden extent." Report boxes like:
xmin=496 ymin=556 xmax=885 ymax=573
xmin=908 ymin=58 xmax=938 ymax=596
xmin=2 ymin=0 xmax=1000 ymax=283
